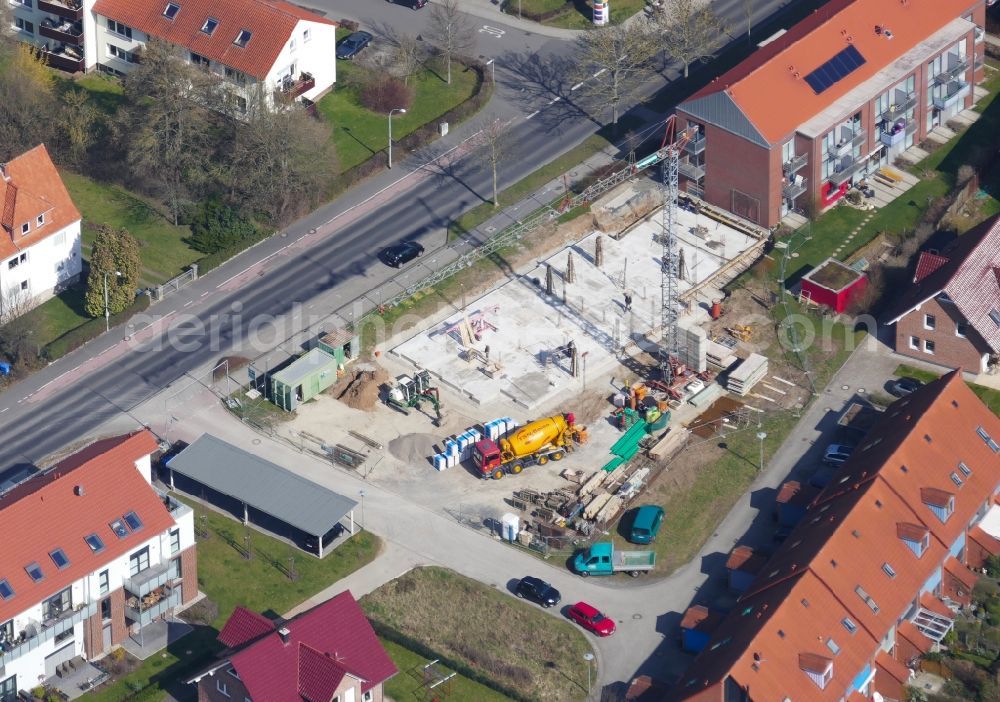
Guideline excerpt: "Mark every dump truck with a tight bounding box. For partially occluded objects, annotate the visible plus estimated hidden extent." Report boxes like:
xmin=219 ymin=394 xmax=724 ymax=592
xmin=573 ymin=542 xmax=656 ymax=577
xmin=472 ymin=413 xmax=580 ymax=480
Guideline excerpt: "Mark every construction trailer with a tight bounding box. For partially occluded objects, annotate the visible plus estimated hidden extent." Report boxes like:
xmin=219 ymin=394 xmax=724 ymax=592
xmin=270 ymin=348 xmax=340 ymax=411
xmin=318 ymin=328 xmax=358 ymax=366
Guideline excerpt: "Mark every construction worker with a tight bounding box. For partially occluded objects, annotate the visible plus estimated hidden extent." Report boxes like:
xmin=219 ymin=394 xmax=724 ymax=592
xmin=624 ymin=292 xmax=633 ymax=312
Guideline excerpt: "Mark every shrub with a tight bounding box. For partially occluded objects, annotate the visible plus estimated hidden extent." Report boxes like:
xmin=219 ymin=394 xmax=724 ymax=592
xmin=358 ymin=75 xmax=414 ymax=114
xmin=339 ymin=18 xmax=359 ymax=32
xmin=187 ymin=199 xmax=259 ymax=254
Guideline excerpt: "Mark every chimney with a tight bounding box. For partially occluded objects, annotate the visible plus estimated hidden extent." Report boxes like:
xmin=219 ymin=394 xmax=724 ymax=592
xmin=74 ymin=484 xmax=85 ymax=496
xmin=278 ymin=627 xmax=290 ymax=644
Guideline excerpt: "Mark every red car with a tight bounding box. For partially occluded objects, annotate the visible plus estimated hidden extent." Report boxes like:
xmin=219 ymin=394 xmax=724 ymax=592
xmin=567 ymin=601 xmax=616 ymax=636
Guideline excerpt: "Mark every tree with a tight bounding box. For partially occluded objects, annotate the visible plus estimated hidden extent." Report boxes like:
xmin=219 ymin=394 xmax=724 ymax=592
xmin=84 ymin=226 xmax=141 ymax=318
xmin=58 ymin=89 xmax=100 ymax=168
xmin=574 ymin=21 xmax=658 ymax=126
xmin=387 ymin=33 xmax=426 ymax=86
xmin=0 ymin=287 xmax=40 ymax=369
xmin=227 ymin=103 xmax=337 ymax=225
xmin=0 ymin=43 xmax=58 ymax=160
xmin=119 ymin=39 xmax=221 ymax=223
xmin=656 ymin=0 xmax=727 ymax=78
xmin=187 ymin=198 xmax=258 ymax=254
xmin=741 ymin=0 xmax=753 ymax=42
xmin=426 ymin=0 xmax=475 ymax=85
xmin=476 ymin=119 xmax=511 ymax=208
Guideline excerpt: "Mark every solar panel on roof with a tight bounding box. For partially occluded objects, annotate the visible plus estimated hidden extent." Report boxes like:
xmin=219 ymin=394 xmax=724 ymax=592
xmin=804 ymin=45 xmax=867 ymax=95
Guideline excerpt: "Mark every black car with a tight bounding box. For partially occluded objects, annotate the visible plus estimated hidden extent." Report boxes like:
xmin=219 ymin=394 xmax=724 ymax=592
xmin=380 ymin=241 xmax=424 ymax=267
xmin=515 ymin=576 xmax=561 ymax=608
xmin=336 ymin=31 xmax=373 ymax=60
xmin=390 ymin=0 xmax=427 ymax=7
xmin=888 ymin=376 xmax=923 ymax=397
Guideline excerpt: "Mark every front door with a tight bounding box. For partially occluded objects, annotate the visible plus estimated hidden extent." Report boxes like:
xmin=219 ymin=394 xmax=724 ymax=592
xmin=103 ymin=623 xmax=112 ymax=651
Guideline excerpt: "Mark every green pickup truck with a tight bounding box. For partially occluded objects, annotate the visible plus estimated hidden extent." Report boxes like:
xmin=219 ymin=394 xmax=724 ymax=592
xmin=572 ymin=542 xmax=656 ymax=577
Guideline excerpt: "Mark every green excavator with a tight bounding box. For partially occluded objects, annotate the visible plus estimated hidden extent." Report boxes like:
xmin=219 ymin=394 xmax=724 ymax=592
xmin=386 ymin=370 xmax=444 ymax=426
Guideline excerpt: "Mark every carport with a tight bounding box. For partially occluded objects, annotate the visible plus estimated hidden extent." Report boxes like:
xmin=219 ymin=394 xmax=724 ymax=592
xmin=164 ymin=434 xmax=357 ymax=557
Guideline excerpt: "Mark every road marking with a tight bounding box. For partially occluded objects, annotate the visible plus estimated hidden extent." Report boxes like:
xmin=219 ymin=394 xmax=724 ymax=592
xmin=548 ymin=96 xmax=561 ymax=104
xmin=571 ymin=81 xmax=584 ymax=91
xmin=593 ymin=68 xmax=607 ymax=77
xmin=0 ymin=407 xmax=8 ymax=414
xmin=183 ymin=300 xmax=194 ymax=308
xmin=478 ymin=25 xmax=505 ymax=37
xmin=200 ymin=291 xmax=209 ymax=297
xmin=525 ymin=110 xmax=539 ymax=119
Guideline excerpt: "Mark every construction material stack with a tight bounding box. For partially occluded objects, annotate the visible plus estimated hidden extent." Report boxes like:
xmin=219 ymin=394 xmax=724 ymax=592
xmin=726 ymin=353 xmax=768 ymax=396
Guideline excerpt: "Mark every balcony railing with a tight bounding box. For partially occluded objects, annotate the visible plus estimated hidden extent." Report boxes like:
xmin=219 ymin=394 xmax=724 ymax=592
xmin=905 ymin=120 xmax=918 ymax=135
xmin=684 ymin=135 xmax=706 ymax=155
xmin=42 ymin=47 xmax=84 ymax=72
xmin=975 ymin=27 xmax=985 ymax=44
xmin=885 ymin=91 xmax=918 ymax=117
xmin=933 ymin=81 xmax=971 ymax=110
xmin=39 ymin=18 xmax=83 ymax=45
xmin=277 ymin=72 xmax=315 ymax=100
xmin=880 ymin=125 xmax=906 ymax=147
xmin=935 ymin=55 xmax=969 ymax=84
xmin=124 ymin=560 xmax=180 ymax=598
xmin=783 ymin=152 xmax=807 ymax=175
xmin=678 ymin=160 xmax=705 ymax=181
xmin=829 ymin=159 xmax=865 ymax=186
xmin=0 ymin=602 xmax=96 ymax=667
xmin=783 ymin=177 xmax=807 ymax=200
xmin=125 ymin=587 xmax=183 ymax=627
xmin=156 ymin=488 xmax=192 ymax=520
xmin=37 ymin=0 xmax=82 ymax=20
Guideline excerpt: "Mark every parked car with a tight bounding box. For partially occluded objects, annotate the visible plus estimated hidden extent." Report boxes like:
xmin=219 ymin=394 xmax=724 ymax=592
xmin=888 ymin=376 xmax=923 ymax=397
xmin=685 ymin=379 xmax=705 ymax=395
xmin=628 ymin=505 xmax=664 ymax=545
xmin=379 ymin=241 xmax=424 ymax=267
xmin=567 ymin=601 xmax=616 ymax=636
xmin=515 ymin=576 xmax=561 ymax=608
xmin=336 ymin=31 xmax=373 ymax=59
xmin=390 ymin=0 xmax=427 ymax=7
xmin=823 ymin=443 xmax=854 ymax=466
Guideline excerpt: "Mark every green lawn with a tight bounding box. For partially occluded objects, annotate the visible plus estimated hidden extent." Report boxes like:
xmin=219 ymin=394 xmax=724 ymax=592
xmin=317 ymin=59 xmax=480 ymax=173
xmin=60 ymin=170 xmax=202 ymax=287
xmin=516 ymin=0 xmax=644 ymax=28
xmin=381 ymin=640 xmax=512 ymax=702
xmin=894 ymin=364 xmax=1000 ymax=417
xmin=84 ymin=495 xmax=381 ymax=701
xmin=13 ymin=287 xmax=91 ymax=354
xmin=62 ymin=72 xmax=127 ymax=115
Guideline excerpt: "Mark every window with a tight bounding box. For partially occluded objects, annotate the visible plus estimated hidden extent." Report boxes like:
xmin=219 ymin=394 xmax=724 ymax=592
xmin=826 ymin=638 xmax=840 ymax=655
xmin=54 ymin=629 xmax=73 ymax=644
xmin=49 ymin=548 xmax=69 ymax=570
xmin=924 ymin=313 xmax=936 ymax=330
xmin=170 ymin=528 xmax=181 ymax=554
xmin=234 ymin=96 xmax=247 ymax=113
xmin=957 ymin=322 xmax=969 ymax=338
xmin=0 ymin=618 xmax=12 ymax=644
xmin=19 ymin=281 xmax=27 ymax=292
xmin=991 ymin=309 xmax=1000 ymax=327
xmin=36 ymin=213 xmax=44 ymax=227
xmin=0 ymin=580 xmax=13 ymax=600
xmin=234 ymin=29 xmax=251 ymax=47
xmin=201 ymin=17 xmax=218 ymax=35
xmin=216 ymin=678 xmax=230 ymax=698
xmin=0 ymin=674 xmax=16 ymax=702
xmin=107 ymin=20 xmax=132 ymax=39
xmin=951 ymin=471 xmax=964 ymax=487
xmin=224 ymin=67 xmax=247 ymax=85
xmin=190 ymin=52 xmax=209 ymax=67
xmin=44 ymin=588 xmax=71 ymax=619
xmin=959 ymin=461 xmax=972 ymax=477
xmin=108 ymin=45 xmax=136 ymax=63
xmin=14 ymin=18 xmax=34 ymax=34
xmin=85 ymin=533 xmax=106 ymax=553
xmin=303 ymin=28 xmax=311 ymax=42
xmin=924 ymin=339 xmax=935 ymax=354
xmin=363 ymin=692 xmax=373 ymax=702
xmin=909 ymin=335 xmax=919 ymax=349
xmin=7 ymin=259 xmax=17 ymax=270
xmin=100 ymin=597 xmax=111 ymax=621
xmin=25 ymin=562 xmax=44 ymax=582
xmin=855 ymin=585 xmax=879 ymax=613
xmin=289 ymin=37 xmax=296 ymax=51
xmin=129 ymin=547 xmax=150 ymax=576
xmin=98 ymin=569 xmax=109 ymax=595
xmin=54 ymin=231 xmax=66 ymax=247
xmin=20 ymin=222 xmax=29 ymax=236
xmin=163 ymin=2 xmax=180 ymax=19
xmin=820 ymin=664 xmax=833 ymax=689
xmin=123 ymin=511 xmax=143 ymax=532
xmin=977 ymin=426 xmax=1000 ymax=453
xmin=882 ymin=562 xmax=896 ymax=578
xmin=110 ymin=518 xmax=129 ymax=539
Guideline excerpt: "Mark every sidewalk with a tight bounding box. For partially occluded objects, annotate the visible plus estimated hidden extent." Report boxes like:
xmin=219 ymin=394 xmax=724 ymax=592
xmin=456 ymin=0 xmax=583 ymax=40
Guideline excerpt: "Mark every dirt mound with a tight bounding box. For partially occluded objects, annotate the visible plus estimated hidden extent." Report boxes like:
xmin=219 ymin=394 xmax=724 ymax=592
xmin=327 ymin=362 xmax=389 ymax=411
xmin=388 ymin=433 xmax=440 ymax=464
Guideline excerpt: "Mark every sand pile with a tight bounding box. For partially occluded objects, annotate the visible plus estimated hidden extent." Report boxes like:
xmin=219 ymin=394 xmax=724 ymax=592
xmin=328 ymin=362 xmax=389 ymax=411
xmin=388 ymin=433 xmax=440 ymax=465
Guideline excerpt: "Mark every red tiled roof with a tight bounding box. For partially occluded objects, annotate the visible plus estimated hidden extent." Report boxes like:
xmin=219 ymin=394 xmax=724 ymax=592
xmin=914 ymin=252 xmax=951 ymax=283
xmin=297 ymin=642 xmax=350 ymax=702
xmin=798 ymin=652 xmax=832 ymax=674
xmin=725 ymin=545 xmax=766 ymax=573
xmin=217 ymin=606 xmax=276 ymax=648
xmin=875 ymin=650 xmax=910 ymax=686
xmin=0 ymin=431 xmax=170 ymax=623
xmin=897 ymin=522 xmax=928 ymax=542
xmin=969 ymin=524 xmax=1000 ymax=557
xmin=684 ymin=0 xmax=975 ymax=143
xmin=91 ymin=0 xmax=335 ymax=80
xmin=897 ymin=619 xmax=932 ymax=656
xmin=226 ymin=591 xmax=396 ymax=700
xmin=680 ymin=605 xmax=722 ymax=634
xmin=888 ymin=215 xmax=1000 ymax=352
xmin=919 ymin=592 xmax=955 ymax=619
xmin=943 ymin=555 xmax=978 ymax=591
xmin=0 ymin=144 xmax=81 ymax=261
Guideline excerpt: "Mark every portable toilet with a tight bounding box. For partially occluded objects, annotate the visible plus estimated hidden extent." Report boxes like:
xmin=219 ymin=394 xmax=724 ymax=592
xmin=500 ymin=513 xmax=520 ymax=542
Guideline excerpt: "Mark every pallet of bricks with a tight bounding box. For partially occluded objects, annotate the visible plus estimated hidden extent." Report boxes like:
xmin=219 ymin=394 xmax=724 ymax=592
xmin=432 ymin=417 xmax=518 ymax=470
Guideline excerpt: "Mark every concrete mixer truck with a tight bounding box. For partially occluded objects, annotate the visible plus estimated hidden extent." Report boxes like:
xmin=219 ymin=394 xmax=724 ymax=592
xmin=472 ymin=413 xmax=582 ymax=480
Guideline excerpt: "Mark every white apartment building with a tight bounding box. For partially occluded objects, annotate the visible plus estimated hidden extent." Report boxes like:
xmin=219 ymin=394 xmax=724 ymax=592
xmin=8 ymin=0 xmax=338 ymax=112
xmin=0 ymin=144 xmax=82 ymax=320
xmin=0 ymin=431 xmax=197 ymax=700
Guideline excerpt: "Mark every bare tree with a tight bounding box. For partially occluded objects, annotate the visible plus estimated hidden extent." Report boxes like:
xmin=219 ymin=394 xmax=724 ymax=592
xmin=426 ymin=0 xmax=475 ymax=85
xmin=656 ymin=0 xmax=727 ymax=78
xmin=574 ymin=21 xmax=658 ymax=126
xmin=0 ymin=44 xmax=58 ymax=160
xmin=389 ymin=34 xmax=426 ymax=86
xmin=476 ymin=119 xmax=511 ymax=208
xmin=58 ymin=89 xmax=100 ymax=168
xmin=0 ymin=286 xmax=39 ymax=368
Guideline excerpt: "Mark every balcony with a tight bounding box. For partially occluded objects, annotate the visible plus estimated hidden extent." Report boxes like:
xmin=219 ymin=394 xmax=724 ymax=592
xmin=124 ymin=560 xmax=180 ymax=598
xmin=39 ymin=18 xmax=83 ymax=45
xmin=880 ymin=121 xmax=906 ymax=147
xmin=678 ymin=160 xmax=705 ymax=181
xmin=935 ymin=54 xmax=969 ymax=84
xmin=933 ymin=81 xmax=971 ymax=110
xmin=276 ymin=72 xmax=315 ymax=100
xmin=125 ymin=586 xmax=183 ymax=627
xmin=42 ymin=46 xmax=84 ymax=72
xmin=0 ymin=602 xmax=97 ymax=667
xmin=783 ymin=176 xmax=807 ymax=200
xmin=885 ymin=91 xmax=918 ymax=117
xmin=683 ymin=134 xmax=706 ymax=155
xmin=828 ymin=158 xmax=865 ymax=186
xmin=783 ymin=152 xmax=807 ymax=175
xmin=37 ymin=0 xmax=82 ymax=20
xmin=975 ymin=27 xmax=985 ymax=44
xmin=156 ymin=488 xmax=192 ymax=521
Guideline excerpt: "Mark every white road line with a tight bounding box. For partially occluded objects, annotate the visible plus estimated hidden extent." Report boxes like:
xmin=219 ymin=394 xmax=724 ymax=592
xmin=593 ymin=68 xmax=607 ymax=77
xmin=183 ymin=300 xmax=194 ymax=308
xmin=526 ymin=111 xmax=539 ymax=120
xmin=571 ymin=82 xmax=584 ymax=91
xmin=200 ymin=291 xmax=210 ymax=297
xmin=548 ymin=96 xmax=561 ymax=104
xmin=0 ymin=407 xmax=8 ymax=414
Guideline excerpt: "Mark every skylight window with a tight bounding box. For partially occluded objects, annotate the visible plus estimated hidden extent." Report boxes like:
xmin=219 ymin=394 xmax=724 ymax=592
xmin=977 ymin=426 xmax=1000 ymax=453
xmin=110 ymin=518 xmax=129 ymax=539
xmin=951 ymin=472 xmax=964 ymax=487
xmin=991 ymin=309 xmax=1000 ymax=327
xmin=826 ymin=638 xmax=840 ymax=655
xmin=234 ymin=29 xmax=252 ymax=47
xmin=842 ymin=617 xmax=857 ymax=634
xmin=0 ymin=579 xmax=13 ymax=600
xmin=25 ymin=562 xmax=44 ymax=582
xmin=163 ymin=2 xmax=180 ymax=19
xmin=123 ymin=511 xmax=143 ymax=532
xmin=959 ymin=462 xmax=972 ymax=477
xmin=201 ymin=17 xmax=218 ymax=34
xmin=85 ymin=533 xmax=105 ymax=553
xmin=49 ymin=548 xmax=70 ymax=570
xmin=804 ymin=45 xmax=867 ymax=95
xmin=882 ymin=562 xmax=896 ymax=578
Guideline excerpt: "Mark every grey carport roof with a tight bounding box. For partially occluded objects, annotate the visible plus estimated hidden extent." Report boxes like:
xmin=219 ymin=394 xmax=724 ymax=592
xmin=166 ymin=434 xmax=357 ymax=536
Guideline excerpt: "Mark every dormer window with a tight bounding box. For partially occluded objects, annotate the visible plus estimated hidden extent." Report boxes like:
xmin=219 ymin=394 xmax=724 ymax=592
xmin=799 ymin=653 xmax=834 ymax=690
xmin=20 ymin=222 xmax=29 ymax=236
xmin=234 ymin=29 xmax=251 ymax=47
xmin=163 ymin=2 xmax=180 ymax=19
xmin=201 ymin=17 xmax=218 ymax=34
xmin=922 ymin=487 xmax=955 ymax=523
xmin=897 ymin=522 xmax=929 ymax=557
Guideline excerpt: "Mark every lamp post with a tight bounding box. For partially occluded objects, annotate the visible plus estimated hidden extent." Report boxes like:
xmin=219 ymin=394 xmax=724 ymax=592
xmin=756 ymin=431 xmax=768 ymax=472
xmin=583 ymin=652 xmax=594 ymax=696
xmin=104 ymin=270 xmax=122 ymax=332
xmin=387 ymin=108 xmax=407 ymax=169
xmin=485 ymin=58 xmax=495 ymax=83
xmin=358 ymin=489 xmax=366 ymax=529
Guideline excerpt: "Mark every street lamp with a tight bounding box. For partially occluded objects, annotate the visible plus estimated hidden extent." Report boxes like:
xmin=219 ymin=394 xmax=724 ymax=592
xmin=583 ymin=652 xmax=595 ymax=696
xmin=104 ymin=269 xmax=122 ymax=332
xmin=756 ymin=431 xmax=768 ymax=472
xmin=358 ymin=489 xmax=366 ymax=529
xmin=485 ymin=58 xmax=495 ymax=83
xmin=387 ymin=108 xmax=407 ymax=169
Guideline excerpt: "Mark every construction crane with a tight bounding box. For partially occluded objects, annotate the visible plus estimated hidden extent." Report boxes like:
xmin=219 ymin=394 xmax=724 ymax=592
xmin=657 ymin=116 xmax=696 ymax=386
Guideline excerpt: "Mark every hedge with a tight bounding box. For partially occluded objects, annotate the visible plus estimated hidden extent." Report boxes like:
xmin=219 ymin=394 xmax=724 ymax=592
xmin=501 ymin=0 xmax=573 ymax=22
xmin=194 ymin=226 xmax=276 ymax=274
xmin=44 ymin=294 xmax=151 ymax=361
